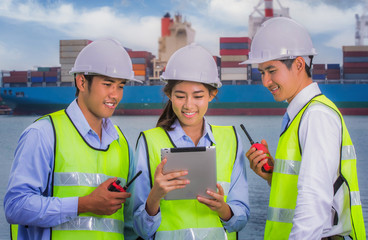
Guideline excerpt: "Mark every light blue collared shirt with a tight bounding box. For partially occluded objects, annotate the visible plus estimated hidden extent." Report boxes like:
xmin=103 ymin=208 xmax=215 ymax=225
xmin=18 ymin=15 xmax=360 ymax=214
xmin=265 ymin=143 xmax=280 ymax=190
xmin=132 ymin=118 xmax=250 ymax=239
xmin=4 ymin=99 xmax=136 ymax=240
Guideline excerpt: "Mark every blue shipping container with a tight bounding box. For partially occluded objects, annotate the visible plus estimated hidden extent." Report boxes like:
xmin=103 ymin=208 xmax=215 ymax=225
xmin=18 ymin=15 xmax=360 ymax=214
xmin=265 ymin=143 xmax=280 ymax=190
xmin=45 ymin=76 xmax=58 ymax=82
xmin=312 ymin=74 xmax=326 ymax=80
xmin=220 ymin=42 xmax=249 ymax=50
xmin=31 ymin=77 xmax=43 ymax=83
xmin=327 ymin=64 xmax=340 ymax=69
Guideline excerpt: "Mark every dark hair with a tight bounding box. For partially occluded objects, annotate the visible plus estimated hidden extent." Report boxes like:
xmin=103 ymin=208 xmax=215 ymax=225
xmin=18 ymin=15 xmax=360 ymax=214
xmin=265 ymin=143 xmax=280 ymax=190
xmin=279 ymin=56 xmax=313 ymax=78
xmin=156 ymin=80 xmax=217 ymax=131
xmin=74 ymin=74 xmax=94 ymax=97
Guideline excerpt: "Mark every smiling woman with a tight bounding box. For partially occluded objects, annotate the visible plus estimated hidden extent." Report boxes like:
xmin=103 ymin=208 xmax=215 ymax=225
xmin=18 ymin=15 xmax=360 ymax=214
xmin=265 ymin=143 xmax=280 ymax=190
xmin=132 ymin=43 xmax=251 ymax=240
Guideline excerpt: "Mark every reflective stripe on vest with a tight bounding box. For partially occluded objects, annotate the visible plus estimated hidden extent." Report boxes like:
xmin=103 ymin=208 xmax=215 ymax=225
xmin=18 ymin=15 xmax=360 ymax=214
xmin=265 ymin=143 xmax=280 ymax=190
xmin=54 ymin=172 xmax=127 ymax=187
xmin=53 ymin=216 xmax=124 ymax=233
xmin=155 ymin=227 xmax=227 ymax=239
xmin=49 ymin=110 xmax=130 ymax=239
xmin=142 ymin=125 xmax=238 ymax=240
xmin=265 ymin=95 xmax=366 ymax=240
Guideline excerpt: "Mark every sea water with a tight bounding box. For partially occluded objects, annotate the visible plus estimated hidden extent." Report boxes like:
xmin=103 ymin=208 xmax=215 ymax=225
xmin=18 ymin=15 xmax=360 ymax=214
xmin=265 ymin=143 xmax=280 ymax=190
xmin=0 ymin=115 xmax=367 ymax=239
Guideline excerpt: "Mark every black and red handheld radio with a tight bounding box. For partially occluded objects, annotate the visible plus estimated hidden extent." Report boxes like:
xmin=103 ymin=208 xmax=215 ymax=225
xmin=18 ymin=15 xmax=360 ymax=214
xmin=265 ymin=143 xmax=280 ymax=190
xmin=108 ymin=170 xmax=142 ymax=192
xmin=240 ymin=124 xmax=273 ymax=173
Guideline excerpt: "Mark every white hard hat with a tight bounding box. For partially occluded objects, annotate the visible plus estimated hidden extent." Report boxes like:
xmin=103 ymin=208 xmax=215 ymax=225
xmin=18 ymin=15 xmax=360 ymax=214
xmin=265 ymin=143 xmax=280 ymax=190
xmin=70 ymin=38 xmax=142 ymax=83
xmin=160 ymin=43 xmax=222 ymax=88
xmin=242 ymin=17 xmax=317 ymax=64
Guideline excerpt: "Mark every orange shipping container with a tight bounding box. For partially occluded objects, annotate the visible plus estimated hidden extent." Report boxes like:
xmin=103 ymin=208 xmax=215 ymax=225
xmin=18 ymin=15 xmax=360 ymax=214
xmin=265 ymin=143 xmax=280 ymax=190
xmin=133 ymin=64 xmax=146 ymax=71
xmin=134 ymin=70 xmax=146 ymax=76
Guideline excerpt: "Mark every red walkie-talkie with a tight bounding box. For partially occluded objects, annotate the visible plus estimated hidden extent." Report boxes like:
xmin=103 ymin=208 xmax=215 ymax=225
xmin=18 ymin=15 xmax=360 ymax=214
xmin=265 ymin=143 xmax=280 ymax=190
xmin=240 ymin=124 xmax=273 ymax=173
xmin=108 ymin=170 xmax=142 ymax=192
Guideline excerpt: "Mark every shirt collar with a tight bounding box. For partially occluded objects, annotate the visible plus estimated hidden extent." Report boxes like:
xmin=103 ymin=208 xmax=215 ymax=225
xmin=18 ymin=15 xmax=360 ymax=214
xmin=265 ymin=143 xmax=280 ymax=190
xmin=65 ymin=99 xmax=119 ymax=141
xmin=169 ymin=118 xmax=216 ymax=145
xmin=287 ymin=82 xmax=322 ymax=122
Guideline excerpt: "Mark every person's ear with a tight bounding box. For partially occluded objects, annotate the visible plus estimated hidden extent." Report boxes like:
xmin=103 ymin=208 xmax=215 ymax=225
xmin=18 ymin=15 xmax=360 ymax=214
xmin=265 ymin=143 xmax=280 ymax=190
xmin=209 ymin=89 xmax=218 ymax=102
xmin=76 ymin=74 xmax=86 ymax=92
xmin=295 ymin=57 xmax=305 ymax=72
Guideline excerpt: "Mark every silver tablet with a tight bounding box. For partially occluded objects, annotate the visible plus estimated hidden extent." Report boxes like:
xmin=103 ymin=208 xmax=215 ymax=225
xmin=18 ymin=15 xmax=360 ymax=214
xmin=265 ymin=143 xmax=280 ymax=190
xmin=161 ymin=146 xmax=217 ymax=200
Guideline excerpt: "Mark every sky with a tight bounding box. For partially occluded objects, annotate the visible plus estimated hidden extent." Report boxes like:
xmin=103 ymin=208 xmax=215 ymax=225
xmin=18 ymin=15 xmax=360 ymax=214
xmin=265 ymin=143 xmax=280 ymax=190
xmin=0 ymin=0 xmax=366 ymax=71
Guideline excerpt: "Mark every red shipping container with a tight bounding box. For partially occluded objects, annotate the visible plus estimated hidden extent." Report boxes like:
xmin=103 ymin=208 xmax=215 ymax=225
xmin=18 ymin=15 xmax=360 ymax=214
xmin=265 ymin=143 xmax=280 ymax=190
xmin=326 ymin=69 xmax=340 ymax=74
xmin=10 ymin=71 xmax=28 ymax=77
xmin=343 ymin=68 xmax=368 ymax=74
xmin=220 ymin=37 xmax=251 ymax=43
xmin=343 ymin=51 xmax=368 ymax=57
xmin=133 ymin=64 xmax=146 ymax=71
xmin=343 ymin=62 xmax=368 ymax=68
xmin=49 ymin=67 xmax=61 ymax=72
xmin=312 ymin=69 xmax=326 ymax=74
xmin=313 ymin=64 xmax=325 ymax=70
xmin=128 ymin=51 xmax=152 ymax=59
xmin=3 ymin=76 xmax=28 ymax=83
xmin=221 ymin=61 xmax=247 ymax=68
xmin=31 ymin=71 xmax=44 ymax=77
xmin=220 ymin=49 xmax=249 ymax=56
xmin=45 ymin=71 xmax=58 ymax=77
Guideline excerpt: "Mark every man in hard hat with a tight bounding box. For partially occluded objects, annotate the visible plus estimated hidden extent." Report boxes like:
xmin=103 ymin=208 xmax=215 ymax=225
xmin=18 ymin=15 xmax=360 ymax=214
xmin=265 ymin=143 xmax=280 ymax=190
xmin=4 ymin=39 xmax=141 ymax=239
xmin=244 ymin=17 xmax=366 ymax=239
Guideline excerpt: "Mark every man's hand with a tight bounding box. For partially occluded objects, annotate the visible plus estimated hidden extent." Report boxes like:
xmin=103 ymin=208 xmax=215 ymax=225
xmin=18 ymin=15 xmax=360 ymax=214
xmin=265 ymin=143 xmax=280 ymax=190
xmin=78 ymin=177 xmax=131 ymax=215
xmin=246 ymin=139 xmax=273 ymax=185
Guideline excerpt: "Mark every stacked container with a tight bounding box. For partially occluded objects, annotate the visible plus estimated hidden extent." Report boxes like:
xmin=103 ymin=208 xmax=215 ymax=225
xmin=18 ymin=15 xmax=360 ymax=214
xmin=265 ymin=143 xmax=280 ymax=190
xmin=127 ymin=51 xmax=154 ymax=84
xmin=60 ymin=39 xmax=92 ymax=85
xmin=326 ymin=64 xmax=341 ymax=82
xmin=219 ymin=37 xmax=250 ymax=84
xmin=2 ymin=71 xmax=28 ymax=87
xmin=343 ymin=46 xmax=368 ymax=80
xmin=312 ymin=64 xmax=326 ymax=81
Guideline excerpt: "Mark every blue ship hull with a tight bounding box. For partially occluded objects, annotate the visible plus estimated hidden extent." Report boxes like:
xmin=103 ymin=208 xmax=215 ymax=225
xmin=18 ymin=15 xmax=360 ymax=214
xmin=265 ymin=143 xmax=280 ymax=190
xmin=1 ymin=84 xmax=368 ymax=115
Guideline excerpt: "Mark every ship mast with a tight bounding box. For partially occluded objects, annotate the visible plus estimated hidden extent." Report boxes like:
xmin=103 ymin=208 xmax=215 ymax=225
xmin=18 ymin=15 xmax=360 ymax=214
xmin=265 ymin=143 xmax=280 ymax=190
xmin=355 ymin=0 xmax=368 ymax=45
xmin=248 ymin=0 xmax=290 ymax=39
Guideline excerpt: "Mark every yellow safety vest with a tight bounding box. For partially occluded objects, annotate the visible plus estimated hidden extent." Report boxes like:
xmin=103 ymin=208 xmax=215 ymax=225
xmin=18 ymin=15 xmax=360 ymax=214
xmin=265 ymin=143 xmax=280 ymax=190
xmin=11 ymin=110 xmax=130 ymax=240
xmin=141 ymin=125 xmax=238 ymax=240
xmin=264 ymin=95 xmax=366 ymax=240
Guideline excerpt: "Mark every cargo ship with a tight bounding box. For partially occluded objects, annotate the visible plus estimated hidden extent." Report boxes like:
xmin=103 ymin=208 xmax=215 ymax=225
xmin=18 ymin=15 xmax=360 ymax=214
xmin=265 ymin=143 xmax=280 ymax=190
xmin=1 ymin=0 xmax=368 ymax=116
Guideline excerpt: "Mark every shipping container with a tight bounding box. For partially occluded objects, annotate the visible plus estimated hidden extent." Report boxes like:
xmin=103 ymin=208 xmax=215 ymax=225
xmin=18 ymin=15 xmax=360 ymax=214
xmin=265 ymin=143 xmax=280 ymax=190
xmin=312 ymin=69 xmax=326 ymax=75
xmin=343 ymin=73 xmax=368 ymax=79
xmin=342 ymin=45 xmax=368 ymax=52
xmin=343 ymin=51 xmax=368 ymax=57
xmin=343 ymin=62 xmax=368 ymax=68
xmin=132 ymin=64 xmax=146 ymax=71
xmin=219 ymin=37 xmax=251 ymax=43
xmin=31 ymin=71 xmax=44 ymax=77
xmin=326 ymin=64 xmax=340 ymax=69
xmin=134 ymin=70 xmax=146 ymax=76
xmin=131 ymin=58 xmax=147 ymax=64
xmin=343 ymin=68 xmax=368 ymax=74
xmin=45 ymin=77 xmax=58 ymax=83
xmin=251 ymin=68 xmax=262 ymax=81
xmin=343 ymin=57 xmax=368 ymax=63
xmin=45 ymin=71 xmax=58 ymax=77
xmin=3 ymin=76 xmax=28 ymax=83
xmin=220 ymin=49 xmax=249 ymax=56
xmin=220 ymin=42 xmax=249 ymax=50
xmin=312 ymin=74 xmax=326 ymax=80
xmin=221 ymin=67 xmax=247 ymax=74
xmin=221 ymin=61 xmax=246 ymax=68
xmin=31 ymin=77 xmax=44 ymax=83
xmin=128 ymin=51 xmax=153 ymax=58
xmin=312 ymin=64 xmax=325 ymax=70
xmin=221 ymin=73 xmax=247 ymax=80
xmin=221 ymin=55 xmax=248 ymax=62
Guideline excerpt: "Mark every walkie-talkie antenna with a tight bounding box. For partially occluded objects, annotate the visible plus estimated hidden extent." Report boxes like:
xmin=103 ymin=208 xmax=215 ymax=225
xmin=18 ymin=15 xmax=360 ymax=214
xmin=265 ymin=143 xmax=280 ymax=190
xmin=240 ymin=124 xmax=254 ymax=145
